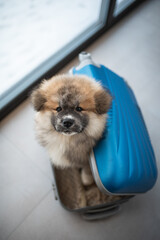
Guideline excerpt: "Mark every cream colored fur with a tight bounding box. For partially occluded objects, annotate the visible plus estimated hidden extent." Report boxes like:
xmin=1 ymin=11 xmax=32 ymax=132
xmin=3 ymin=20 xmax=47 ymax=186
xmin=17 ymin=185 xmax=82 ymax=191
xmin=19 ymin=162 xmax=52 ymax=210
xmin=34 ymin=110 xmax=107 ymax=168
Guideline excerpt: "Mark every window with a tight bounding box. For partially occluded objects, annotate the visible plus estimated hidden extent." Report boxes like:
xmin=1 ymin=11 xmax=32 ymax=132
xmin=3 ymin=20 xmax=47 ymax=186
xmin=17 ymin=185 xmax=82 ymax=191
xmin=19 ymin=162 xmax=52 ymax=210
xmin=0 ymin=0 xmax=109 ymax=114
xmin=0 ymin=0 xmax=142 ymax=119
xmin=114 ymin=0 xmax=136 ymax=17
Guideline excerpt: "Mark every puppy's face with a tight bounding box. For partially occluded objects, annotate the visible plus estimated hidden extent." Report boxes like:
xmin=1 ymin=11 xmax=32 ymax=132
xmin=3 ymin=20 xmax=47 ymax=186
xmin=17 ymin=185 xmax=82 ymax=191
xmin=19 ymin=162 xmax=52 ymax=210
xmin=50 ymin=91 xmax=88 ymax=135
xmin=31 ymin=75 xmax=111 ymax=138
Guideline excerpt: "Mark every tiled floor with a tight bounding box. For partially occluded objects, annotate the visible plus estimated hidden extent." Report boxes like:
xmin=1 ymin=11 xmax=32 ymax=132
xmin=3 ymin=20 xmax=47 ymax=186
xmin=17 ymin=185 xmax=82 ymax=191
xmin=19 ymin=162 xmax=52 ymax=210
xmin=1 ymin=0 xmax=160 ymax=239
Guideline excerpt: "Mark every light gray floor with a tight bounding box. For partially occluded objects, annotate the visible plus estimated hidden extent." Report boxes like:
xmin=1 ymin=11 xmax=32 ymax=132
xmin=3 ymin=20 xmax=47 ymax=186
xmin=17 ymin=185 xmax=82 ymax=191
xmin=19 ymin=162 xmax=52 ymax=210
xmin=1 ymin=0 xmax=160 ymax=239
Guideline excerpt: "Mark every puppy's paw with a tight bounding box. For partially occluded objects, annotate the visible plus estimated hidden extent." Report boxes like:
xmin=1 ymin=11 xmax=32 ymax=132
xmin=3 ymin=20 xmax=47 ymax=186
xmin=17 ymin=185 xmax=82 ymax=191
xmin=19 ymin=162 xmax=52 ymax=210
xmin=81 ymin=166 xmax=94 ymax=186
xmin=77 ymin=190 xmax=87 ymax=208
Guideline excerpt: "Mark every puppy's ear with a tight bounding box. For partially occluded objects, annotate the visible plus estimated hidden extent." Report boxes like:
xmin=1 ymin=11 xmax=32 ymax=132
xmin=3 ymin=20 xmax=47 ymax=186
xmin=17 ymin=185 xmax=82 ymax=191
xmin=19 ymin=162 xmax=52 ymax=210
xmin=30 ymin=87 xmax=46 ymax=111
xmin=94 ymin=88 xmax=112 ymax=114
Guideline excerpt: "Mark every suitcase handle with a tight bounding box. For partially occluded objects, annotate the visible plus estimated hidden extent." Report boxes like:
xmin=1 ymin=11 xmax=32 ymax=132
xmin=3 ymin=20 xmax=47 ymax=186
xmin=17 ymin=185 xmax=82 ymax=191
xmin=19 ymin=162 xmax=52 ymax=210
xmin=82 ymin=205 xmax=121 ymax=221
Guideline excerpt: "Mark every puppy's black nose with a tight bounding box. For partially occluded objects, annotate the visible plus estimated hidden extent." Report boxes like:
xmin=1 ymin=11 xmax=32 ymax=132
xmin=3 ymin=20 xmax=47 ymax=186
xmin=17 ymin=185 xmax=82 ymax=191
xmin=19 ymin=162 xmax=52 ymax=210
xmin=63 ymin=118 xmax=74 ymax=128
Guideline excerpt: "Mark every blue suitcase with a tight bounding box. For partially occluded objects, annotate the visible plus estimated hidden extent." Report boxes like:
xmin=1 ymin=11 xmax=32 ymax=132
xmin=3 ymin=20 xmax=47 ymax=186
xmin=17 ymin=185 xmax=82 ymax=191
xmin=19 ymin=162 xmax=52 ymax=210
xmin=71 ymin=52 xmax=158 ymax=195
xmin=52 ymin=52 xmax=158 ymax=220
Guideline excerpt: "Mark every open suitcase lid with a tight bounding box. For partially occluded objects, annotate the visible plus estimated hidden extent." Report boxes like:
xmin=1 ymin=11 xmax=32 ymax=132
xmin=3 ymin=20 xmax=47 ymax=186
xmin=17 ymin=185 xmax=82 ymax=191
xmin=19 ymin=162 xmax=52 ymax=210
xmin=70 ymin=52 xmax=158 ymax=195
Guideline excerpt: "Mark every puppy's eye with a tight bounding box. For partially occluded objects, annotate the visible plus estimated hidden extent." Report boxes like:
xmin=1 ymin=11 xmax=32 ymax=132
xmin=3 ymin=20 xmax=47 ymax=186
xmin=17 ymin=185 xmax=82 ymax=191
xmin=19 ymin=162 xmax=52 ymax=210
xmin=56 ymin=107 xmax=62 ymax=112
xmin=76 ymin=106 xmax=83 ymax=112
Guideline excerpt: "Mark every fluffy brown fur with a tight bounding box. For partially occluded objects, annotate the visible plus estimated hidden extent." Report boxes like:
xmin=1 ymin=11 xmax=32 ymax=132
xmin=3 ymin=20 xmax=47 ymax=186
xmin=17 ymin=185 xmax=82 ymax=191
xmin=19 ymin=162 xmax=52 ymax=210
xmin=31 ymin=74 xmax=111 ymax=170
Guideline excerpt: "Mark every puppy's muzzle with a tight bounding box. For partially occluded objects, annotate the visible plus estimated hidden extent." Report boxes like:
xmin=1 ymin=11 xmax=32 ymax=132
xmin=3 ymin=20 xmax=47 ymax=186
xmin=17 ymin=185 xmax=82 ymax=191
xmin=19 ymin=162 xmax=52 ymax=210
xmin=63 ymin=118 xmax=74 ymax=128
